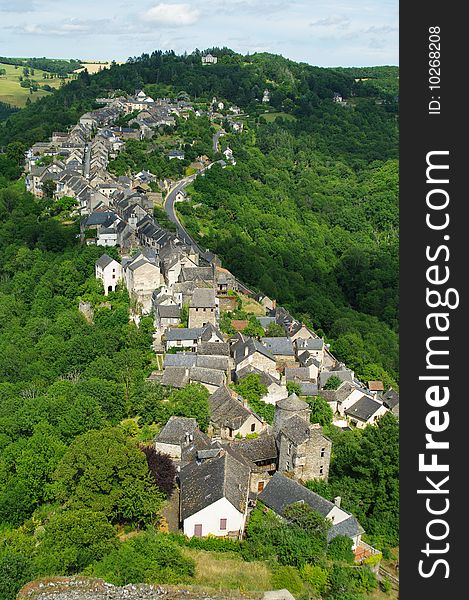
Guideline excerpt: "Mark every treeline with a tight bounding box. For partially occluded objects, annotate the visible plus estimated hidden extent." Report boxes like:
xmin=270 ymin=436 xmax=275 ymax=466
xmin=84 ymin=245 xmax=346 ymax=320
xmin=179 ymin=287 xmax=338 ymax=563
xmin=0 ymin=56 xmax=82 ymax=76
xmin=0 ymin=101 xmax=19 ymax=123
xmin=0 ymin=49 xmax=360 ymax=147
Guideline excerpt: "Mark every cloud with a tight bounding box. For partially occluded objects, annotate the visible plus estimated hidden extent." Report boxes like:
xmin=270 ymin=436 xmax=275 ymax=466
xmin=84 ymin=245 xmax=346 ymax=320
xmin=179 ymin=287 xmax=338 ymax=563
xmin=12 ymin=19 xmax=111 ymax=36
xmin=0 ymin=0 xmax=36 ymax=12
xmin=143 ymin=3 xmax=200 ymax=26
xmin=310 ymin=16 xmax=350 ymax=28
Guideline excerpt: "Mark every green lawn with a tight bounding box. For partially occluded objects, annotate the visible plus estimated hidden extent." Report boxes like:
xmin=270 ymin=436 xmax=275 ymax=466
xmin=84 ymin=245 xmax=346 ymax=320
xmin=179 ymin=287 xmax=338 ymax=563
xmin=0 ymin=62 xmax=73 ymax=107
xmin=260 ymin=112 xmax=297 ymax=123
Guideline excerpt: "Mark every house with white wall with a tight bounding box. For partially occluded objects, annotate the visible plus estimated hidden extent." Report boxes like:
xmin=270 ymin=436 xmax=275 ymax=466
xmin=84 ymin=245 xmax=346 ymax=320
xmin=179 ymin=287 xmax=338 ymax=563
xmin=95 ymin=254 xmax=123 ymax=295
xmin=179 ymin=449 xmax=250 ymax=538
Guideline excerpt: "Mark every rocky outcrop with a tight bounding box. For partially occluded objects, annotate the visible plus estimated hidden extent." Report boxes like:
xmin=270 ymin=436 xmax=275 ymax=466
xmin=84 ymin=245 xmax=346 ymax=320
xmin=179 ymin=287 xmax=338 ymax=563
xmin=18 ymin=577 xmax=262 ymax=600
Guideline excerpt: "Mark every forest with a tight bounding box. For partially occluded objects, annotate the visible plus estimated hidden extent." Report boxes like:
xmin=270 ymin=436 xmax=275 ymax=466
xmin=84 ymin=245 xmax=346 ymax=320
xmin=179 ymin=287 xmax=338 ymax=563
xmin=0 ymin=49 xmax=398 ymax=598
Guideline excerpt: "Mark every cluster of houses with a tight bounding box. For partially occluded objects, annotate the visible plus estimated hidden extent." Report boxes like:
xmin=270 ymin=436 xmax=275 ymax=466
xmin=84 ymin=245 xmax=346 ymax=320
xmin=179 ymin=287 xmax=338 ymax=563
xmin=24 ymin=88 xmax=395 ymax=558
xmin=94 ymin=232 xmax=397 ymax=559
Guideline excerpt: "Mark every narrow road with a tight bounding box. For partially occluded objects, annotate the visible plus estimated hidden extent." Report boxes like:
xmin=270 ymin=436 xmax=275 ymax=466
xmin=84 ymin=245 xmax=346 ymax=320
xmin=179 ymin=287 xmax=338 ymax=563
xmin=83 ymin=143 xmax=91 ymax=179
xmin=163 ymin=160 xmax=229 ymax=264
xmin=212 ymin=129 xmax=225 ymax=153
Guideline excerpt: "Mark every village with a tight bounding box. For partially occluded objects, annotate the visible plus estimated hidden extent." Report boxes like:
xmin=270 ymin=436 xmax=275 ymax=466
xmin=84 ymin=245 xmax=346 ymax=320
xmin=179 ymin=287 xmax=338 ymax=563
xmin=22 ymin=84 xmax=399 ymax=569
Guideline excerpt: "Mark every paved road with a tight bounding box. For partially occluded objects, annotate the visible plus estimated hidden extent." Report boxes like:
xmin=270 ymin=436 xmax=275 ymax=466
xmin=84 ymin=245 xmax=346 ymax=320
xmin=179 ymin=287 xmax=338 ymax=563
xmin=83 ymin=144 xmax=91 ymax=179
xmin=163 ymin=161 xmax=230 ymax=264
xmin=164 ymin=176 xmax=197 ymax=246
xmin=212 ymin=129 xmax=225 ymax=153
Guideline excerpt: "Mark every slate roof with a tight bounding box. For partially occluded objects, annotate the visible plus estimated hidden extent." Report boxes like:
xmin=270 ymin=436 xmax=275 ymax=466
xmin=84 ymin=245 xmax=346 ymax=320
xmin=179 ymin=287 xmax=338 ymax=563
xmin=383 ymin=389 xmax=400 ymax=409
xmin=276 ymin=393 xmax=309 ymax=412
xmin=345 ymin=396 xmax=385 ymax=421
xmin=296 ymin=338 xmax=324 ymax=351
xmin=285 ymin=367 xmax=312 ymax=382
xmin=258 ymin=472 xmax=364 ymax=542
xmin=86 ymin=211 xmax=117 ymax=226
xmin=181 ymin=266 xmax=214 ymax=282
xmin=300 ymin=383 xmax=319 ymax=397
xmin=196 ymin=355 xmax=230 ymax=371
xmin=231 ymin=434 xmax=278 ymax=464
xmin=95 ymin=254 xmax=115 ymax=269
xmin=200 ymin=323 xmax=224 ymax=342
xmin=235 ymin=364 xmax=281 ymax=387
xmin=261 ymin=337 xmax=295 ymax=357
xmin=157 ymin=304 xmax=181 ymax=319
xmin=233 ymin=337 xmax=276 ymax=364
xmin=209 ymin=385 xmax=259 ymax=430
xmin=197 ymin=342 xmax=230 ymax=356
xmin=279 ymin=415 xmax=313 ymax=445
xmin=179 ymin=451 xmax=250 ymax=520
xmin=165 ymin=328 xmax=204 ymax=341
xmin=155 ymin=416 xmax=198 ymax=445
xmin=164 ymin=353 xmax=197 ymax=368
xmin=190 ymin=288 xmax=216 ymax=308
xmin=190 ymin=366 xmax=225 ymax=387
xmin=257 ymin=316 xmax=276 ymax=328
xmin=161 ymin=366 xmax=190 ymax=388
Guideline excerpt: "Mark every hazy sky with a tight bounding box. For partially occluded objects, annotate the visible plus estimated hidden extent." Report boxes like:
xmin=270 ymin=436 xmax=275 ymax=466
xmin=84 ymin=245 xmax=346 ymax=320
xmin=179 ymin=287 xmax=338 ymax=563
xmin=0 ymin=0 xmax=398 ymax=67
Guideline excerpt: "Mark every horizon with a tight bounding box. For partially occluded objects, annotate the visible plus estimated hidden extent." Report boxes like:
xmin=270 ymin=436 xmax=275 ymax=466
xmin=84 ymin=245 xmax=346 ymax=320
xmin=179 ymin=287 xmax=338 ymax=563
xmin=0 ymin=0 xmax=398 ymax=68
xmin=0 ymin=51 xmax=399 ymax=71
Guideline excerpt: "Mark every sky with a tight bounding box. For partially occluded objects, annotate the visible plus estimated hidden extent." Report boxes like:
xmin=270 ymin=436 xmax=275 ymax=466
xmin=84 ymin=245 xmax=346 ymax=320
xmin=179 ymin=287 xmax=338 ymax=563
xmin=0 ymin=0 xmax=398 ymax=67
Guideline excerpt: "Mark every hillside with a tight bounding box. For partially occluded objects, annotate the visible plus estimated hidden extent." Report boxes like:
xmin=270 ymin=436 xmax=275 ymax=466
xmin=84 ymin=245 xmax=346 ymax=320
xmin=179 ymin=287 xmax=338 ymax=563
xmin=0 ymin=49 xmax=399 ymax=600
xmin=0 ymin=61 xmax=76 ymax=108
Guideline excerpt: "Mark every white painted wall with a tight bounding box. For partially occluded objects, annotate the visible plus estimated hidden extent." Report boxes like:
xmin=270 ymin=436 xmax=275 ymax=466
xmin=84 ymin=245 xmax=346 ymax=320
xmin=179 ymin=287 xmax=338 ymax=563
xmin=96 ymin=259 xmax=122 ymax=296
xmin=183 ymin=496 xmax=246 ymax=538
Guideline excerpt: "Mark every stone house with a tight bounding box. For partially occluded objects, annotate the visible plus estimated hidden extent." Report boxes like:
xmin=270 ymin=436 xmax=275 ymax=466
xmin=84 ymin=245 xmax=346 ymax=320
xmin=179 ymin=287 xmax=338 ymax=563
xmin=235 ymin=365 xmax=288 ymax=405
xmin=209 ymin=385 xmax=267 ymax=440
xmin=155 ymin=304 xmax=181 ymax=331
xmin=154 ymin=416 xmax=210 ymax=464
xmin=229 ymin=434 xmax=278 ymax=494
xmin=164 ymin=327 xmax=205 ymax=352
xmin=273 ymin=394 xmax=332 ymax=481
xmin=123 ymin=251 xmax=164 ymax=314
xmin=261 ymin=337 xmax=296 ymax=368
xmin=188 ymin=288 xmax=218 ymax=328
xmin=232 ymin=335 xmax=278 ymax=379
xmin=295 ymin=337 xmax=325 ymax=365
xmin=95 ymin=254 xmax=123 ymax=295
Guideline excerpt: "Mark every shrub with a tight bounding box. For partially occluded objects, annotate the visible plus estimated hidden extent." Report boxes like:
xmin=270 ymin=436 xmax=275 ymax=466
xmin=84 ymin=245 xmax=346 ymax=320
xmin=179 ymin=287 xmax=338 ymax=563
xmin=88 ymin=529 xmax=195 ymax=585
xmin=271 ymin=565 xmax=304 ymax=596
xmin=300 ymin=563 xmax=329 ymax=595
xmin=327 ymin=535 xmax=355 ymax=563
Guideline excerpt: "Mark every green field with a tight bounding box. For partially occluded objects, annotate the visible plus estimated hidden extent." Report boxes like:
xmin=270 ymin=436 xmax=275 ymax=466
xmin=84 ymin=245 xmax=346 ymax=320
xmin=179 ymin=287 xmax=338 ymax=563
xmin=0 ymin=62 xmax=73 ymax=107
xmin=259 ymin=111 xmax=297 ymax=122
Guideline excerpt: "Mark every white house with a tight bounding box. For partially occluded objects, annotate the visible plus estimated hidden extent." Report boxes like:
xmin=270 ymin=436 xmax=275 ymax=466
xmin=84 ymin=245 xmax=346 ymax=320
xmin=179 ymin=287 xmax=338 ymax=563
xmin=202 ymin=53 xmax=218 ymax=65
xmin=179 ymin=449 xmax=250 ymax=538
xmin=95 ymin=254 xmax=123 ymax=295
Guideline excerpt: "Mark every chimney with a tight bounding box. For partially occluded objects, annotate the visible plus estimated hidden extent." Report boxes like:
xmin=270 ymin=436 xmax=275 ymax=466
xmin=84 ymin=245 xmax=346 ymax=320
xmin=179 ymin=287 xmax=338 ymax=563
xmin=333 ymin=496 xmax=341 ymax=508
xmin=185 ymin=368 xmax=189 ymax=377
xmin=244 ymin=345 xmax=249 ymax=357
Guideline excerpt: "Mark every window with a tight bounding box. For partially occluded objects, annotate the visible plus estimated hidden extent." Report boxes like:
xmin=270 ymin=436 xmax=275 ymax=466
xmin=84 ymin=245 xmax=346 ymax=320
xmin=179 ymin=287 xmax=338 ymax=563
xmin=288 ymin=442 xmax=293 ymax=455
xmin=194 ymin=524 xmax=202 ymax=537
xmin=319 ymin=465 xmax=324 ymax=475
xmin=320 ymin=447 xmax=326 ymax=458
xmin=286 ymin=460 xmax=290 ymax=470
xmin=220 ymin=518 xmax=227 ymax=530
xmin=112 ymin=274 xmax=115 ymax=279
xmin=251 ymin=423 xmax=256 ymax=432
xmin=257 ymin=481 xmax=265 ymax=492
